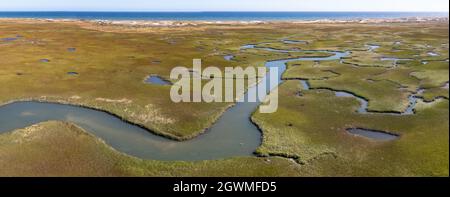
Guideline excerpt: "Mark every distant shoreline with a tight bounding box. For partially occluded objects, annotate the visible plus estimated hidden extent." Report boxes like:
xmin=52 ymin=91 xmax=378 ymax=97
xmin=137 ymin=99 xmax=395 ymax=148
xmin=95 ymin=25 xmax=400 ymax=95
xmin=0 ymin=16 xmax=448 ymax=27
xmin=0 ymin=11 xmax=448 ymax=22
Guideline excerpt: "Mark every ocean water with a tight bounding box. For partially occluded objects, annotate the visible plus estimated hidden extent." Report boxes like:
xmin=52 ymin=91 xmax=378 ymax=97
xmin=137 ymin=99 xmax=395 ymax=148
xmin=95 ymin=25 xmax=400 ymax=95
xmin=0 ymin=12 xmax=448 ymax=21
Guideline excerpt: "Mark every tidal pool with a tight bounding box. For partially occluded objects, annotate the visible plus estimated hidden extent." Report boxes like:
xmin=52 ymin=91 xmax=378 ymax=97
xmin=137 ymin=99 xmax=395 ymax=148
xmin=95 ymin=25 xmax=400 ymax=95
xmin=145 ymin=75 xmax=172 ymax=85
xmin=299 ymin=80 xmax=310 ymax=90
xmin=1 ymin=37 xmax=18 ymax=42
xmin=282 ymin=40 xmax=308 ymax=44
xmin=224 ymin=55 xmax=234 ymax=61
xmin=347 ymin=128 xmax=399 ymax=141
xmin=1 ymin=35 xmax=22 ymax=42
xmin=240 ymin=44 xmax=256 ymax=50
xmin=366 ymin=44 xmax=380 ymax=52
xmin=380 ymin=57 xmax=412 ymax=62
xmin=67 ymin=72 xmax=79 ymax=75
xmin=427 ymin=52 xmax=439 ymax=56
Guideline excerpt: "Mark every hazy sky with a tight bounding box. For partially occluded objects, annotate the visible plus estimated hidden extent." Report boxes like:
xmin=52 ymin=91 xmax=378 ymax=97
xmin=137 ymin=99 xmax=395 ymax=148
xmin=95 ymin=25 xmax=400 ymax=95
xmin=0 ymin=0 xmax=448 ymax=12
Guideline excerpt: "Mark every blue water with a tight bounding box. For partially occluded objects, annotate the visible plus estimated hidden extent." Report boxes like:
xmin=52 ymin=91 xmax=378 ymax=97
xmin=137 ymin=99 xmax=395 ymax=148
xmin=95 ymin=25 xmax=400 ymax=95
xmin=0 ymin=44 xmax=349 ymax=161
xmin=0 ymin=12 xmax=447 ymax=21
xmin=145 ymin=75 xmax=172 ymax=85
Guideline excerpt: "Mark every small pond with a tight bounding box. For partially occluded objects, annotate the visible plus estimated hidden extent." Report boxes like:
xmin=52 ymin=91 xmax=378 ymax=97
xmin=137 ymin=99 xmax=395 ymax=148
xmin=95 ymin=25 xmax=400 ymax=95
xmin=347 ymin=128 xmax=399 ymax=141
xmin=145 ymin=75 xmax=172 ymax=85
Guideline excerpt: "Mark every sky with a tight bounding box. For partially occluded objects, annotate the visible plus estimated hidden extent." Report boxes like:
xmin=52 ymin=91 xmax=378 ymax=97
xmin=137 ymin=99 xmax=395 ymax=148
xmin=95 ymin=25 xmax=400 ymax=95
xmin=0 ymin=0 xmax=448 ymax=12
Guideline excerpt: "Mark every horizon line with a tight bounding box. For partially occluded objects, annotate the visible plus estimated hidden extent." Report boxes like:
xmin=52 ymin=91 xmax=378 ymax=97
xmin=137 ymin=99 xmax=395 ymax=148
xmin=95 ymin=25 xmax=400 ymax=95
xmin=0 ymin=10 xmax=449 ymax=13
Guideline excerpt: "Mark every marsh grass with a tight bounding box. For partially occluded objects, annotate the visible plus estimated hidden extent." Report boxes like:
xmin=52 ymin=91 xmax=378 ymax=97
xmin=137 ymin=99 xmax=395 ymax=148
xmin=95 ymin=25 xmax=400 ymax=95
xmin=0 ymin=121 xmax=302 ymax=177
xmin=252 ymin=81 xmax=449 ymax=176
xmin=0 ymin=20 xmax=448 ymax=176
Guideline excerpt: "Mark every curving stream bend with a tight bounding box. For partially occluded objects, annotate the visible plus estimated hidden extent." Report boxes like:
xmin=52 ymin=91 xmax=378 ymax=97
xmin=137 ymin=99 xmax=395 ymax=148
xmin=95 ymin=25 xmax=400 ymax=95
xmin=0 ymin=44 xmax=383 ymax=161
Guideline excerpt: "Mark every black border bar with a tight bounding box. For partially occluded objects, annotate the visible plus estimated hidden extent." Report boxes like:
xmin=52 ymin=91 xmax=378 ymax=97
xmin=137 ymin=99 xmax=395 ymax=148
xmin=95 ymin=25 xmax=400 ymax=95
xmin=0 ymin=177 xmax=448 ymax=195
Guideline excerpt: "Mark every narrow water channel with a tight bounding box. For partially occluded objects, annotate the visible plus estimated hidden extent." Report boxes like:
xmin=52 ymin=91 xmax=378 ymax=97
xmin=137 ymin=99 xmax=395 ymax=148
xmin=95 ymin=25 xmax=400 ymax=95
xmin=0 ymin=43 xmax=382 ymax=161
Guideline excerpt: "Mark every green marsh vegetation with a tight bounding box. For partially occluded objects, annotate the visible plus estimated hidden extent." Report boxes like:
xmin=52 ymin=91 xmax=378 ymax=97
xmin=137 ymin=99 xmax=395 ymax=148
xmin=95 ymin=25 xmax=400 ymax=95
xmin=0 ymin=20 xmax=298 ymax=140
xmin=0 ymin=20 xmax=448 ymax=176
xmin=0 ymin=121 xmax=302 ymax=176
xmin=253 ymin=81 xmax=448 ymax=176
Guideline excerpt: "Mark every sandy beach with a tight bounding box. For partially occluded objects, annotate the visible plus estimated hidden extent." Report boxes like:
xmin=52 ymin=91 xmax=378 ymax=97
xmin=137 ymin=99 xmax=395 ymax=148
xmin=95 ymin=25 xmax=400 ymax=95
xmin=1 ymin=16 xmax=448 ymax=26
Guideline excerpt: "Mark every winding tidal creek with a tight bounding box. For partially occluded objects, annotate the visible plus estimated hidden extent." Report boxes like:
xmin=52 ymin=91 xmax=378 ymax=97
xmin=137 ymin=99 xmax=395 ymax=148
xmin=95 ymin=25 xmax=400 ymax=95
xmin=0 ymin=43 xmax=411 ymax=161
